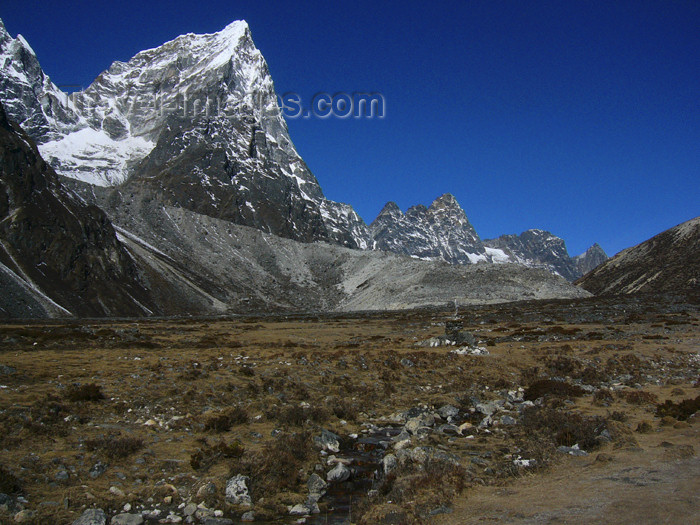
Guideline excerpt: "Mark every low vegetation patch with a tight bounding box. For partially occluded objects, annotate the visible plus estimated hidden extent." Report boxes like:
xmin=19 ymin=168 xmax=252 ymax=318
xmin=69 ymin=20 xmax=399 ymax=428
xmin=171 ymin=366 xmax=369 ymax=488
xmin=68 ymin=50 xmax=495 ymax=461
xmin=656 ymin=394 xmax=700 ymax=421
xmin=521 ymin=407 xmax=606 ymax=449
xmin=203 ymin=407 xmax=249 ymax=432
xmin=524 ymin=379 xmax=586 ymax=401
xmin=84 ymin=435 xmax=144 ymax=458
xmin=190 ymin=439 xmax=245 ymax=470
xmin=65 ymin=383 xmax=105 ymax=402
xmin=617 ymin=390 xmax=658 ymax=405
xmin=229 ymin=432 xmax=314 ymax=499
xmin=355 ymin=458 xmax=470 ymax=524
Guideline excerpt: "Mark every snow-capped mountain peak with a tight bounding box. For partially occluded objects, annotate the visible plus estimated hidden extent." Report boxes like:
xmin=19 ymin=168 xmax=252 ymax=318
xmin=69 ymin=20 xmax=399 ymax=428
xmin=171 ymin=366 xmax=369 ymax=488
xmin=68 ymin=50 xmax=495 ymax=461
xmin=0 ymin=18 xmax=371 ymax=247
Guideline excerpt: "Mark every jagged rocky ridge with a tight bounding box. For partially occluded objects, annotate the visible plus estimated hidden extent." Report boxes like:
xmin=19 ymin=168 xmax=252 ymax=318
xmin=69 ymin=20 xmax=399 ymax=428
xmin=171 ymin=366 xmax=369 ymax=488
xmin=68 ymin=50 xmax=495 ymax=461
xmin=576 ymin=218 xmax=700 ymax=295
xmin=483 ymin=230 xmax=608 ymax=281
xmin=0 ymin=100 xmax=157 ymax=317
xmin=370 ymin=194 xmax=489 ymax=264
xmin=65 ymin=179 xmax=591 ymax=315
xmin=372 ymin=194 xmax=607 ymax=280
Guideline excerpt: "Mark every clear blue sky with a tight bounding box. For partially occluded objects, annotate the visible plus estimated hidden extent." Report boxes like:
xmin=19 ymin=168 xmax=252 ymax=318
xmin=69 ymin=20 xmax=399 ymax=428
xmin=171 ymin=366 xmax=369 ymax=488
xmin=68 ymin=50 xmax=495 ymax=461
xmin=2 ymin=1 xmax=698 ymax=256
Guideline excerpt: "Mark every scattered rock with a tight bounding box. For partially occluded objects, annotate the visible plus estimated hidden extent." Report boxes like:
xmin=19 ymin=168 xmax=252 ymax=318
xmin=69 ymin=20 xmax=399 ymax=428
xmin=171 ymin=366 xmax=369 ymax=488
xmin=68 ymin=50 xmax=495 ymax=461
xmin=109 ymin=486 xmax=125 ymax=497
xmin=437 ymin=404 xmax=459 ymax=419
xmin=437 ymin=424 xmax=461 ymax=435
xmin=89 ymin=462 xmax=107 ymax=479
xmin=289 ymin=503 xmax=311 ymax=516
xmin=405 ymin=413 xmax=435 ymax=434
xmin=428 ymin=505 xmax=453 ymax=516
xmin=512 ymin=458 xmax=535 ymax=468
xmin=55 ymin=470 xmax=70 ymax=481
xmin=458 ymin=422 xmax=473 ymax=435
xmin=13 ymin=510 xmax=36 ymax=523
xmin=451 ymin=331 xmax=476 ymax=347
xmin=475 ymin=401 xmax=500 ymax=417
xmin=326 ymin=463 xmax=351 ymax=482
xmin=450 ymin=346 xmax=489 ymax=356
xmin=500 ymin=415 xmax=517 ymax=426
xmin=240 ymin=511 xmax=255 ymax=522
xmin=183 ymin=503 xmax=197 ymax=516
xmin=202 ymin=519 xmax=233 ymax=525
xmin=225 ymin=475 xmax=251 ymax=506
xmin=314 ymin=429 xmax=340 ymax=453
xmin=196 ymin=482 xmax=217 ymax=499
xmin=110 ymin=513 xmax=144 ymax=525
xmin=507 ymin=388 xmax=525 ymax=403
xmin=557 ymin=444 xmax=588 ymax=456
xmin=307 ymin=473 xmax=327 ymax=496
xmin=383 ymin=454 xmax=397 ymax=474
xmin=72 ymin=508 xmax=107 ymax=525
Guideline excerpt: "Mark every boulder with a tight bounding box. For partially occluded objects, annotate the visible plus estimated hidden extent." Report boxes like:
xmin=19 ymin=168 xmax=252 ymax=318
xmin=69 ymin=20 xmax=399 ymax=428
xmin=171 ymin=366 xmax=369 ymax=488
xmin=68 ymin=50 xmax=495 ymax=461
xmin=326 ymin=463 xmax=351 ymax=482
xmin=313 ymin=429 xmax=340 ymax=453
xmin=307 ymin=473 xmax=327 ymax=496
xmin=72 ymin=509 xmax=107 ymax=525
xmin=110 ymin=514 xmax=144 ymax=525
xmin=437 ymin=404 xmax=459 ymax=419
xmin=225 ymin=475 xmax=251 ymax=506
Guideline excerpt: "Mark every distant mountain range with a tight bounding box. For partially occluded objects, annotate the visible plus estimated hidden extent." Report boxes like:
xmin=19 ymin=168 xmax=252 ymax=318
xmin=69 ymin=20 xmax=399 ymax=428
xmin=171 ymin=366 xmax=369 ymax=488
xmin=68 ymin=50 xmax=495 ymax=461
xmin=3 ymin=17 xmax=691 ymax=317
xmin=370 ymin=194 xmax=607 ymax=280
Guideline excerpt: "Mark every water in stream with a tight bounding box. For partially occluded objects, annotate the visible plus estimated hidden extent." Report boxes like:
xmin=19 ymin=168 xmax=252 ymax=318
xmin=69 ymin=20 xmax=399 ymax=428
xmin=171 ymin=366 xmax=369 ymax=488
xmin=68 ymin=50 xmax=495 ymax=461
xmin=260 ymin=425 xmax=403 ymax=524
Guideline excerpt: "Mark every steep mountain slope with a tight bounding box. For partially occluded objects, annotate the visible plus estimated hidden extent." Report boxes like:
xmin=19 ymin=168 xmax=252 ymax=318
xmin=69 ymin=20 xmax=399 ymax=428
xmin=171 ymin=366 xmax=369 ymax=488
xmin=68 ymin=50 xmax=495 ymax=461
xmin=370 ymin=194 xmax=490 ymax=264
xmin=0 ymin=18 xmax=369 ymax=248
xmin=0 ymin=19 xmax=81 ymax=143
xmin=576 ymin=218 xmax=700 ymax=295
xmin=573 ymin=243 xmax=608 ymax=275
xmin=0 ymin=101 xmax=157 ymax=317
xmin=67 ymin=182 xmax=590 ymax=314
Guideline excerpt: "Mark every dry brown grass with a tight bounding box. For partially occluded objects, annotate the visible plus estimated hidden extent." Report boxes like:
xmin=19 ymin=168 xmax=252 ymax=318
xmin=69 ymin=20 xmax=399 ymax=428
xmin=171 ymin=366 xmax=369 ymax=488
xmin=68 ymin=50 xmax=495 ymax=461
xmin=0 ymin=298 xmax=697 ymax=523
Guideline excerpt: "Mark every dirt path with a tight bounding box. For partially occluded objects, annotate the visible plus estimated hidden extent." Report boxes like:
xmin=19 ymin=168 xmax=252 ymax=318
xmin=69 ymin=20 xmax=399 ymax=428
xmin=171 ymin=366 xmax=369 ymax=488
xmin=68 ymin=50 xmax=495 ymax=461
xmin=435 ymin=426 xmax=700 ymax=524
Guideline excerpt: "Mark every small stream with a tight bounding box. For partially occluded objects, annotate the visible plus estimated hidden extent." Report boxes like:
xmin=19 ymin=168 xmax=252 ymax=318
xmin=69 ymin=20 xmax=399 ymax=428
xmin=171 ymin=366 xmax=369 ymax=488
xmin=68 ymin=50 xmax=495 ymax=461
xmin=305 ymin=426 xmax=404 ymax=524
xmin=259 ymin=425 xmax=403 ymax=524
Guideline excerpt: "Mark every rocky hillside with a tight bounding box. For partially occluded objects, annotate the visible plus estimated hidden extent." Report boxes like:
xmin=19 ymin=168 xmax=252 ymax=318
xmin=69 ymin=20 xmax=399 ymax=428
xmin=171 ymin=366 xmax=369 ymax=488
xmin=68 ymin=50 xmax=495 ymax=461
xmin=0 ymin=101 xmax=156 ymax=317
xmin=576 ymin=218 xmax=700 ymax=295
xmin=65 ymin=182 xmax=589 ymax=315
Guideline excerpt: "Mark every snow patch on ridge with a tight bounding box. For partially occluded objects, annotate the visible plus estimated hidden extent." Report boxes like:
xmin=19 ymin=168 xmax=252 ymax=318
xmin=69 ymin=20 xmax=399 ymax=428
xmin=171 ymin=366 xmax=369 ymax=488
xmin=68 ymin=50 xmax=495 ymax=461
xmin=39 ymin=129 xmax=154 ymax=186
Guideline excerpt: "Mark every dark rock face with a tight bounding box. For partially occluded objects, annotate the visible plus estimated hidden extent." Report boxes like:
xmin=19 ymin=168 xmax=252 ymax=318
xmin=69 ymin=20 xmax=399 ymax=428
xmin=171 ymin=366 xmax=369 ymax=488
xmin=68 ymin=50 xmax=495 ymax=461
xmin=0 ymin=101 xmax=156 ymax=317
xmin=576 ymin=218 xmax=700 ymax=295
xmin=0 ymin=20 xmax=80 ymax=143
xmin=484 ymin=230 xmax=583 ymax=281
xmin=573 ymin=243 xmax=608 ymax=275
xmin=370 ymin=194 xmax=490 ymax=264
